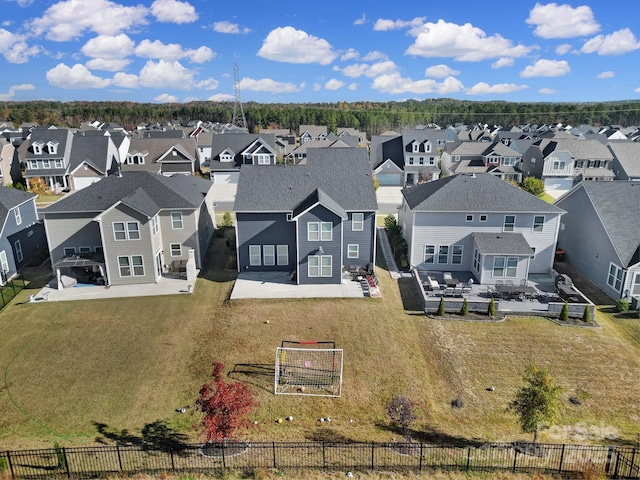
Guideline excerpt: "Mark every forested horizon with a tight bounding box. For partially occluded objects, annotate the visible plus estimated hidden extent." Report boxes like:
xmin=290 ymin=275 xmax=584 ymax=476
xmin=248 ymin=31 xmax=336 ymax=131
xmin=2 ymin=98 xmax=639 ymax=138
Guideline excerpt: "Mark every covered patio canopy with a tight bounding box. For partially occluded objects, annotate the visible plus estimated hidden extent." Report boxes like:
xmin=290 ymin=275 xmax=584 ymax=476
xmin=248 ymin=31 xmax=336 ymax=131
xmin=53 ymin=254 xmax=106 ymax=290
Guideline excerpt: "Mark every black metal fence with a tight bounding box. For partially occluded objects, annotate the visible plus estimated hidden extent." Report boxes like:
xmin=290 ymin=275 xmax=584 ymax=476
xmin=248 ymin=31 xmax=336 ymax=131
xmin=0 ymin=276 xmax=26 ymax=309
xmin=1 ymin=441 xmax=638 ymax=479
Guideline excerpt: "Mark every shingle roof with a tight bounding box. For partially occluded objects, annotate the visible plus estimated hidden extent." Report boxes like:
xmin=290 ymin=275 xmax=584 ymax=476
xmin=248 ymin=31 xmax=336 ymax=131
xmin=539 ymin=138 xmax=613 ymax=160
xmin=472 ymin=232 xmax=534 ymax=255
xmin=607 ymin=142 xmax=640 ymax=178
xmin=402 ymin=173 xmax=565 ymax=213
xmin=0 ymin=187 xmax=36 ymax=231
xmin=69 ymin=133 xmax=113 ymax=173
xmin=42 ymin=171 xmax=211 ymax=215
xmin=234 ymin=148 xmax=378 ymax=212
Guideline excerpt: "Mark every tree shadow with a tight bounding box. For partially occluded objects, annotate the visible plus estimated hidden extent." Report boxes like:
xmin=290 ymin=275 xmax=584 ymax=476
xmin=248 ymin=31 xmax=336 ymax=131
xmin=397 ymin=277 xmax=424 ymax=312
xmin=196 ymin=231 xmax=239 ymax=284
xmin=375 ymin=421 xmax=485 ymax=448
xmin=305 ymin=427 xmax=355 ymax=443
xmin=228 ymin=363 xmax=276 ymax=393
xmin=92 ymin=420 xmax=189 ymax=453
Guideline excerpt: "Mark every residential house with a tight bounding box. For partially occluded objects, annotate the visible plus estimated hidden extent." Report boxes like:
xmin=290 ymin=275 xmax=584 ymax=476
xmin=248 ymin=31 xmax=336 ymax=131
xmin=234 ymin=148 xmax=378 ymax=285
xmin=289 ymin=138 xmax=353 ymax=165
xmin=607 ymin=142 xmax=640 ymax=181
xmin=1 ymin=138 xmax=16 ymax=186
xmin=337 ymin=128 xmax=367 ymax=145
xmin=0 ymin=186 xmax=47 ymax=283
xmin=521 ymin=138 xmax=615 ymax=199
xmin=441 ymin=141 xmax=523 ymax=182
xmin=41 ymin=172 xmax=216 ymax=287
xmin=398 ymin=173 xmax=565 ymax=284
xmin=23 ymin=128 xmax=74 ymax=192
xmin=124 ymin=137 xmax=198 ymax=176
xmin=67 ymin=131 xmax=120 ymax=190
xmin=554 ymin=181 xmax=640 ymax=301
xmin=298 ymin=125 xmax=328 ymax=144
xmin=209 ymin=133 xmax=277 ymax=183
xmin=371 ymin=132 xmax=404 ymax=186
xmin=401 ymin=128 xmax=448 ymax=185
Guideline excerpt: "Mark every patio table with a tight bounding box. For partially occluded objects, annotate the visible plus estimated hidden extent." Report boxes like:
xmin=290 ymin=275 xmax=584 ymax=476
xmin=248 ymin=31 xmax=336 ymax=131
xmin=495 ymin=284 xmax=537 ymax=300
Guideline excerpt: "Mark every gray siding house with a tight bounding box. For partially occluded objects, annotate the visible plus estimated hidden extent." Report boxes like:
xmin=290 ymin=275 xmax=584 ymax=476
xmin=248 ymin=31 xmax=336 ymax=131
xmin=398 ymin=173 xmax=565 ymax=284
xmin=210 ymin=133 xmax=277 ymax=184
xmin=554 ymin=181 xmax=640 ymax=301
xmin=234 ymin=148 xmax=378 ymax=285
xmin=0 ymin=186 xmax=46 ymax=283
xmin=41 ymin=172 xmax=215 ymax=288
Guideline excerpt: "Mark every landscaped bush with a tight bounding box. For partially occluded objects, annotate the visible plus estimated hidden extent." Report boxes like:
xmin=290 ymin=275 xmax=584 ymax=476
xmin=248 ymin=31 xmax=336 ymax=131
xmin=487 ymin=298 xmax=496 ymax=317
xmin=582 ymin=305 xmax=591 ymax=322
xmin=615 ymin=299 xmax=630 ymax=312
xmin=437 ymin=297 xmax=445 ymax=316
xmin=560 ymin=302 xmax=569 ymax=321
xmin=384 ymin=215 xmax=409 ymax=270
xmin=460 ymin=298 xmax=469 ymax=316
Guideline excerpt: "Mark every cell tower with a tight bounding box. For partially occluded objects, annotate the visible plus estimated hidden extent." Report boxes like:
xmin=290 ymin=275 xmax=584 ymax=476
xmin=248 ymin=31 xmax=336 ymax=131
xmin=232 ymin=62 xmax=248 ymax=132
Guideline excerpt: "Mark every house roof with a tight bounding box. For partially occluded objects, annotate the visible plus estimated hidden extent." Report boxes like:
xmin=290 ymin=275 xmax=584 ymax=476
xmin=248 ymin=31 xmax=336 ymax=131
xmin=0 ymin=186 xmax=36 ymax=232
xmin=607 ymin=142 xmax=640 ymax=178
xmin=402 ymin=173 xmax=565 ymax=213
xmin=42 ymin=171 xmax=211 ymax=215
xmin=234 ymin=148 xmax=378 ymax=212
xmin=539 ymin=138 xmax=613 ymax=161
xmin=564 ymin=181 xmax=640 ymax=267
xmin=472 ymin=232 xmax=534 ymax=255
xmin=69 ymin=133 xmax=114 ymax=174
xmin=210 ymin=133 xmax=276 ymax=160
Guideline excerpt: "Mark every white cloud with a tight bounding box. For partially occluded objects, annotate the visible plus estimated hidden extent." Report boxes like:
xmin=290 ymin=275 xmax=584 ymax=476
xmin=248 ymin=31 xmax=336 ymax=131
xmin=371 ymin=73 xmax=464 ymax=95
xmin=597 ymin=71 xmax=615 ymax=79
xmin=339 ymin=60 xmax=398 ymax=78
xmin=354 ymin=13 xmax=367 ymax=25
xmin=134 ymin=39 xmax=214 ymax=63
xmin=81 ymin=34 xmax=134 ymax=70
xmin=362 ymin=51 xmax=387 ymax=61
xmin=112 ymin=72 xmax=140 ymax=88
xmin=341 ymin=48 xmax=359 ymax=61
xmin=466 ymin=82 xmax=528 ymax=95
xmin=491 ymin=58 xmax=514 ymax=69
xmin=0 ymin=83 xmax=35 ymax=101
xmin=208 ymin=93 xmax=234 ymax=101
xmin=86 ymin=58 xmax=131 ymax=71
xmin=555 ymin=43 xmax=572 ymax=55
xmin=257 ymin=26 xmax=337 ymax=65
xmin=239 ymin=77 xmax=304 ymax=94
xmin=520 ymin=59 xmax=570 ymax=77
xmin=325 ymin=79 xmax=345 ymax=90
xmin=539 ymin=87 xmax=558 ymax=94
xmin=526 ymin=3 xmax=599 ymax=39
xmin=212 ymin=21 xmax=250 ymax=34
xmin=154 ymin=93 xmax=178 ymax=103
xmin=46 ymin=63 xmax=111 ymax=89
xmin=581 ymin=28 xmax=640 ymax=55
xmin=0 ymin=28 xmax=40 ymax=63
xmin=313 ymin=83 xmax=322 ymax=91
xmin=635 ymin=87 xmax=640 ymax=93
xmin=348 ymin=82 xmax=358 ymax=91
xmin=425 ymin=64 xmax=460 ymax=78
xmin=194 ymin=78 xmax=219 ymax=90
xmin=31 ymin=0 xmax=149 ymax=41
xmin=373 ymin=17 xmax=425 ymax=31
xmin=150 ymin=0 xmax=197 ymax=24
xmin=406 ymin=19 xmax=533 ymax=61
xmin=139 ymin=60 xmax=194 ymax=89
xmin=7 ymin=0 xmax=34 ymax=6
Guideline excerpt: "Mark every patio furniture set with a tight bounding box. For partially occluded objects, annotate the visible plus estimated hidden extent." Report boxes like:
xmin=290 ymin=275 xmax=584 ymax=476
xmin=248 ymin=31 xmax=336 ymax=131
xmin=422 ymin=272 xmax=473 ymax=298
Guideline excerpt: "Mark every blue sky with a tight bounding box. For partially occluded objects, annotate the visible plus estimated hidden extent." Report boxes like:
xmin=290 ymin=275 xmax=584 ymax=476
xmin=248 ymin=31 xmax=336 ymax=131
xmin=1 ymin=0 xmax=639 ymax=104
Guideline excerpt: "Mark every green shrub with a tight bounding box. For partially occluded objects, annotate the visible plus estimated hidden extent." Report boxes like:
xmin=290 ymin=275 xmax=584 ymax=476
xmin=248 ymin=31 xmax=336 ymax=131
xmin=560 ymin=302 xmax=569 ymax=321
xmin=522 ymin=176 xmax=545 ymax=196
xmin=0 ymin=456 xmax=8 ymax=472
xmin=487 ymin=297 xmax=495 ymax=317
xmin=221 ymin=211 xmax=234 ymax=228
xmin=615 ymin=299 xmax=630 ymax=312
xmin=437 ymin=297 xmax=445 ymax=316
xmin=461 ymin=298 xmax=469 ymax=316
xmin=53 ymin=442 xmax=67 ymax=470
xmin=582 ymin=305 xmax=591 ymax=322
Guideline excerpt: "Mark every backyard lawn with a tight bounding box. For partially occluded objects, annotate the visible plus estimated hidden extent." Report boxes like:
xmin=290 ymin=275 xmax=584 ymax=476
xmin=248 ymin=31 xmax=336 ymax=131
xmin=0 ymin=234 xmax=638 ymax=451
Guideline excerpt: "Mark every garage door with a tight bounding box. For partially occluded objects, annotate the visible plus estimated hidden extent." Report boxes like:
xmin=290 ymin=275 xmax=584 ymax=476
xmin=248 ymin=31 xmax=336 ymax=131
xmin=73 ymin=177 xmax=101 ymax=190
xmin=376 ymin=173 xmax=402 ymax=186
xmin=213 ymin=172 xmax=240 ymax=184
xmin=544 ymin=178 xmax=573 ymax=199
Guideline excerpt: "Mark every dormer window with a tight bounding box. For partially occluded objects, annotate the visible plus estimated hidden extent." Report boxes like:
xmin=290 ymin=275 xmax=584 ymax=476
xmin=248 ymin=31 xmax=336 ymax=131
xmin=412 ymin=142 xmax=419 ymax=153
xmin=32 ymin=142 xmax=43 ymax=155
xmin=423 ymin=141 xmax=431 ymax=153
xmin=47 ymin=141 xmax=59 ymax=154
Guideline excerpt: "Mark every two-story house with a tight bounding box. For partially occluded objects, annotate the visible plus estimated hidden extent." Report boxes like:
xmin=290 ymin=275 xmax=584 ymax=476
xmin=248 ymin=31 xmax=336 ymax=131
xmin=521 ymin=138 xmax=615 ymax=199
xmin=124 ymin=137 xmax=198 ymax=176
xmin=401 ymin=128 xmax=448 ymax=185
xmin=398 ymin=173 xmax=564 ymax=284
xmin=441 ymin=141 xmax=523 ymax=182
xmin=67 ymin=131 xmax=120 ymax=190
xmin=298 ymin=125 xmax=328 ymax=145
xmin=371 ymin=132 xmax=404 ymax=186
xmin=23 ymin=128 xmax=74 ymax=192
xmin=41 ymin=172 xmax=215 ymax=288
xmin=608 ymin=142 xmax=640 ymax=181
xmin=234 ymin=148 xmax=378 ymax=285
xmin=0 ymin=186 xmax=47 ymax=283
xmin=209 ymin=133 xmax=277 ymax=183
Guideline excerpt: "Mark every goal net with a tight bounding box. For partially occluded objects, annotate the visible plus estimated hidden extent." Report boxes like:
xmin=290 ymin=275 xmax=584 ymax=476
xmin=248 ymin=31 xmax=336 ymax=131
xmin=274 ymin=342 xmax=343 ymax=397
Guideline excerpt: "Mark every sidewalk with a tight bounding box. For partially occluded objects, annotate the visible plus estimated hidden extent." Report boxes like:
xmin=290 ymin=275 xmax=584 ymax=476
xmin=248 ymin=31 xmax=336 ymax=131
xmin=377 ymin=227 xmax=402 ymax=279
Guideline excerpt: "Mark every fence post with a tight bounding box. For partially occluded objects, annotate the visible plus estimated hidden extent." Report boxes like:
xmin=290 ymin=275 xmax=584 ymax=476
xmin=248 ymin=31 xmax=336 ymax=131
xmin=62 ymin=447 xmax=70 ymax=478
xmin=169 ymin=445 xmax=175 ymax=471
xmin=606 ymin=445 xmax=615 ymax=475
xmin=116 ymin=445 xmax=123 ymax=471
xmin=6 ymin=451 xmax=15 ymax=479
xmin=512 ymin=447 xmax=518 ymax=473
xmin=466 ymin=447 xmax=471 ymax=471
xmin=557 ymin=444 xmax=565 ymax=474
xmin=630 ymin=448 xmax=637 ymax=477
xmin=221 ymin=441 xmax=226 ymax=469
xmin=371 ymin=442 xmax=375 ymax=471
xmin=419 ymin=443 xmax=424 ymax=471
xmin=322 ymin=441 xmax=326 ymax=469
xmin=272 ymin=442 xmax=276 ymax=469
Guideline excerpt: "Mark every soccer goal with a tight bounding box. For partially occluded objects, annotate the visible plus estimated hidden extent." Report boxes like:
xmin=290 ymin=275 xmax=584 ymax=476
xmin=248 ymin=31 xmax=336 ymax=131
xmin=274 ymin=341 xmax=343 ymax=397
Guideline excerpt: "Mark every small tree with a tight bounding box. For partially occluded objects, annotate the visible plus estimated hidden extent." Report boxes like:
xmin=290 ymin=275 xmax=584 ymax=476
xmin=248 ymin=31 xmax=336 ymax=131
xmin=615 ymin=299 xmax=629 ymax=312
xmin=559 ymin=302 xmax=569 ymax=321
xmin=372 ymin=176 xmax=380 ymax=191
xmin=386 ymin=396 xmax=417 ymax=442
xmin=28 ymin=177 xmax=50 ymax=196
xmin=196 ymin=361 xmax=257 ymax=442
xmin=437 ymin=297 xmax=445 ymax=316
xmin=522 ymin=176 xmax=545 ymax=196
xmin=488 ymin=297 xmax=496 ymax=317
xmin=460 ymin=298 xmax=469 ymax=316
xmin=221 ymin=211 xmax=234 ymax=228
xmin=582 ymin=305 xmax=591 ymax=323
xmin=508 ymin=365 xmax=563 ymax=442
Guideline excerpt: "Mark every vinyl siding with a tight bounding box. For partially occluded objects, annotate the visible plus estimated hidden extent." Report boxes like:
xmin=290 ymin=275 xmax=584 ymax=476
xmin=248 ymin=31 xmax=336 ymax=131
xmin=8 ymin=222 xmax=47 ymax=271
xmin=196 ymin=191 xmax=215 ymax=265
xmin=342 ymin=211 xmax=375 ymax=268
xmin=236 ymin=212 xmax=296 ymax=272
xmin=159 ymin=209 xmax=199 ymax=267
xmin=44 ymin=212 xmax=102 ymax=264
xmin=297 ymin=206 xmax=342 ymax=284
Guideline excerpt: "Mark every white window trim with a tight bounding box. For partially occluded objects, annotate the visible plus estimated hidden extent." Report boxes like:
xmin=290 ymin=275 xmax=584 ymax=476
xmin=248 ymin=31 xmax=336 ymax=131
xmin=321 ymin=255 xmax=332 ymax=277
xmin=78 ymin=246 xmax=92 ymax=253
xmin=424 ymin=245 xmax=435 ymax=264
xmin=452 ymin=245 xmax=463 ymax=265
xmin=473 ymin=249 xmax=480 ymax=272
xmin=42 ymin=159 xmax=51 ymax=169
xmin=479 ymin=214 xmax=488 ymax=222
xmin=249 ymin=245 xmax=261 ymax=266
xmin=607 ymin=263 xmax=623 ymax=291
xmin=151 ymin=215 xmax=159 ymax=236
xmin=320 ymin=222 xmax=332 ymax=241
xmin=127 ymin=221 xmax=140 ymax=240
xmin=437 ymin=245 xmax=449 ymax=264
xmin=54 ymin=159 xmax=64 ymax=168
xmin=352 ymin=213 xmax=364 ymax=231
xmin=171 ymin=212 xmax=184 ymax=230
xmin=29 ymin=160 xmax=38 ymax=169
xmin=118 ymin=255 xmax=145 ymax=277
xmin=0 ymin=250 xmax=8 ymax=274
xmin=263 ymin=245 xmax=275 ymax=266
xmin=63 ymin=247 xmax=76 ymax=256
xmin=277 ymin=245 xmax=288 ymax=266
xmin=532 ymin=215 xmax=545 ymax=233
xmin=347 ymin=244 xmax=359 ymax=259
xmin=505 ymin=257 xmax=518 ymax=278
xmin=307 ymin=222 xmax=319 ymax=241
xmin=503 ymin=215 xmax=516 ymax=232
xmin=15 ymin=240 xmax=23 ymax=263
xmin=113 ymin=222 xmax=126 ymax=241
xmin=170 ymin=243 xmax=182 ymax=257
xmin=308 ymin=255 xmax=319 ymax=277
xmin=14 ymin=208 xmax=22 ymax=226
xmin=492 ymin=256 xmax=506 ymax=277
xmin=465 ymin=214 xmax=473 ymax=222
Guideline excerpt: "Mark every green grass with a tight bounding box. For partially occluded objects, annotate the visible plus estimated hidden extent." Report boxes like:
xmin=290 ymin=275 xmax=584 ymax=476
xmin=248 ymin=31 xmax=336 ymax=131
xmin=537 ymin=192 xmax=556 ymax=204
xmin=0 ymin=234 xmax=638 ymax=450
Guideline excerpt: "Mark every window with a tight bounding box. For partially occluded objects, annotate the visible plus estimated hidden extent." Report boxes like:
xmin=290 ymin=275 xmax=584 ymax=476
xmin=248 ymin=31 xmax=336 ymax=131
xmin=632 ymin=273 xmax=640 ymax=296
xmin=0 ymin=250 xmax=8 ymax=274
xmin=63 ymin=247 xmax=76 ymax=256
xmin=307 ymin=222 xmax=319 ymax=241
xmin=492 ymin=257 xmax=505 ymax=277
xmin=479 ymin=214 xmax=488 ymax=222
xmin=32 ymin=143 xmax=42 ymax=155
xmin=170 ymin=243 xmax=181 ymax=257
xmin=118 ymin=256 xmax=131 ymax=277
xmin=29 ymin=160 xmax=38 ymax=169
xmin=352 ymin=213 xmax=364 ymax=231
xmin=552 ymin=160 xmax=566 ymax=170
xmin=113 ymin=222 xmax=126 ymax=240
xmin=249 ymin=245 xmax=261 ymax=266
xmin=408 ymin=157 xmax=414 ymax=165
xmin=48 ymin=142 xmax=58 ymax=154
xmin=438 ymin=245 xmax=449 ymax=264
xmin=347 ymin=244 xmax=359 ymax=258
xmin=127 ymin=222 xmax=140 ymax=240
xmin=78 ymin=246 xmax=92 ymax=253
xmin=263 ymin=245 xmax=275 ymax=266
xmin=503 ymin=215 xmax=515 ymax=232
xmin=505 ymin=257 xmax=518 ymax=277
xmin=132 ymin=256 xmax=144 ymax=276
xmin=308 ymin=255 xmax=319 ymax=277
xmin=533 ymin=215 xmax=545 ymax=232
xmin=54 ymin=159 xmax=63 ymax=168
xmin=171 ymin=212 xmax=183 ymax=229
xmin=95 ymin=246 xmax=103 ymax=255
xmin=320 ymin=222 xmax=332 ymax=241
xmin=151 ymin=215 xmax=159 ymax=235
xmin=14 ymin=208 xmax=21 ymax=226
xmin=412 ymin=142 xmax=419 ymax=153
xmin=424 ymin=245 xmax=435 ymax=264
xmin=503 ymin=157 xmax=516 ymax=166
xmin=15 ymin=240 xmax=23 ymax=263
xmin=42 ymin=159 xmax=51 ymax=169
xmin=321 ymin=256 xmax=332 ymax=277
xmin=277 ymin=245 xmax=288 ymax=265
xmin=473 ymin=249 xmax=481 ymax=272
xmin=452 ymin=245 xmax=463 ymax=264
xmin=607 ymin=263 xmax=623 ymax=291
xmin=257 ymin=154 xmax=270 ymax=165
xmin=465 ymin=214 xmax=473 ymax=222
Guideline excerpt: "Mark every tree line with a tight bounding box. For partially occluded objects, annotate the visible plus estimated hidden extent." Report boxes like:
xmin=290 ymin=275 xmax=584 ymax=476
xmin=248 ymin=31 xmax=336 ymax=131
xmin=2 ymin=98 xmax=639 ymax=138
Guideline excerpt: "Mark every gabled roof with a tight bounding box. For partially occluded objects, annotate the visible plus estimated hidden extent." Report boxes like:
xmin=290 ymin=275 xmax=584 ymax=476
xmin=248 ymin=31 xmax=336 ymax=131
xmin=25 ymin=128 xmax=73 ymax=159
xmin=538 ymin=138 xmax=613 ymax=161
xmin=292 ymin=188 xmax=347 ymax=220
xmin=472 ymin=232 xmax=534 ymax=255
xmin=402 ymin=173 xmax=565 ymax=213
xmin=42 ymin=171 xmax=211 ymax=215
xmin=69 ymin=133 xmax=114 ymax=174
xmin=0 ymin=186 xmax=36 ymax=234
xmin=607 ymin=142 xmax=640 ymax=178
xmin=210 ymin=133 xmax=276 ymax=160
xmin=234 ymin=148 xmax=377 ymax=212
xmin=557 ymin=181 xmax=640 ymax=267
